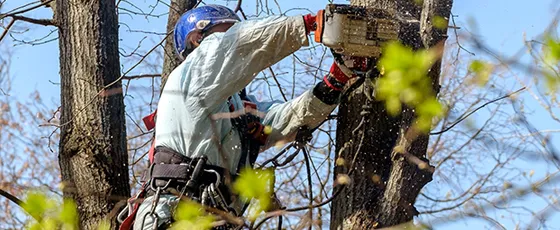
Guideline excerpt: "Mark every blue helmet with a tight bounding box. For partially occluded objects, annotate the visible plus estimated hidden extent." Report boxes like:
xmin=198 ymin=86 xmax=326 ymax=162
xmin=174 ymin=5 xmax=241 ymax=57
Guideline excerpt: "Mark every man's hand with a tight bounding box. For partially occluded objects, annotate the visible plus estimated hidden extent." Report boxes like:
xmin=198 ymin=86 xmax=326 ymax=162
xmin=329 ymin=62 xmax=352 ymax=84
xmin=329 ymin=56 xmax=369 ymax=83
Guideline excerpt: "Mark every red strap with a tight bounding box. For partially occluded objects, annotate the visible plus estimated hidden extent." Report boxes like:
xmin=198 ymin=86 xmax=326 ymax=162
xmin=118 ymin=188 xmax=147 ymax=230
xmin=142 ymin=110 xmax=157 ymax=163
xmin=119 ymin=111 xmax=158 ymax=229
xmin=142 ymin=110 xmax=157 ymax=131
xmin=119 ymin=209 xmax=136 ymax=230
xmin=148 ymin=140 xmax=156 ymax=163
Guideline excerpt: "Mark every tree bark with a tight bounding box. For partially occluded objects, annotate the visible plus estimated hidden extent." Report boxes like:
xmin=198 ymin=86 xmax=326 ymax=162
xmin=160 ymin=0 xmax=197 ymax=91
xmin=55 ymin=0 xmax=130 ymax=229
xmin=331 ymin=0 xmax=452 ymax=229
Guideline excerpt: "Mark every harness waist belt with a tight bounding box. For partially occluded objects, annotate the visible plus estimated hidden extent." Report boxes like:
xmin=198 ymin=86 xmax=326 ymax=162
xmin=151 ymin=164 xmax=191 ymax=180
xmin=146 ymin=146 xmax=235 ymax=185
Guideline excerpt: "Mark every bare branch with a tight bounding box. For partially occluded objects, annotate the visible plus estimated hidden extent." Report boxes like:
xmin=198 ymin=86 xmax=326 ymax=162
xmin=0 ymin=18 xmax=15 ymax=42
xmin=430 ymin=87 xmax=526 ymax=135
xmin=450 ymin=13 xmax=475 ymax=63
xmin=0 ymin=0 xmax=53 ymax=19
xmin=0 ymin=188 xmax=41 ymax=222
xmin=0 ymin=188 xmax=23 ymax=206
xmin=10 ymin=15 xmax=55 ymax=26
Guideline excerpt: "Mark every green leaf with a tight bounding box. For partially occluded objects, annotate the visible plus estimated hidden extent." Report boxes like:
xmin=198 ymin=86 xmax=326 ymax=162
xmin=545 ymin=37 xmax=560 ymax=63
xmin=386 ymin=97 xmax=402 ymax=115
xmin=416 ymin=98 xmax=445 ymax=131
xmin=22 ymin=192 xmax=55 ymax=222
xmin=59 ymin=199 xmax=78 ymax=230
xmin=432 ymin=16 xmax=448 ymax=30
xmin=22 ymin=191 xmax=82 ymax=230
xmin=540 ymin=37 xmax=560 ymax=93
xmin=233 ymin=168 xmax=273 ymax=219
xmin=544 ymin=71 xmax=560 ymax=93
xmin=172 ymin=200 xmax=214 ymax=230
xmin=376 ymin=41 xmax=442 ymax=133
xmin=28 ymin=223 xmax=43 ymax=230
xmin=174 ymin=200 xmax=206 ymax=221
xmin=42 ymin=218 xmax=58 ymax=230
xmin=96 ymin=220 xmax=111 ymax=230
xmin=379 ymin=42 xmax=415 ymax=72
xmin=469 ymin=60 xmax=493 ymax=86
xmin=417 ymin=97 xmax=444 ymax=118
xmin=401 ymin=88 xmax=422 ymax=105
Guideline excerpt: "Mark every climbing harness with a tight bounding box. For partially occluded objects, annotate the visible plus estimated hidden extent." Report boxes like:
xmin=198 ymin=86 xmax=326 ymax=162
xmin=118 ymin=89 xmax=270 ymax=230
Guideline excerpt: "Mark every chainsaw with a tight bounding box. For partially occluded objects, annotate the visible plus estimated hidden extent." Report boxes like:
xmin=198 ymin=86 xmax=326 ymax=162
xmin=314 ymin=4 xmax=400 ymax=58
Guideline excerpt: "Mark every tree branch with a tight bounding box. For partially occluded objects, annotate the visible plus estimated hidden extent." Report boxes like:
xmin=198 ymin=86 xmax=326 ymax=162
xmin=0 ymin=18 xmax=15 ymax=42
xmin=430 ymin=87 xmax=526 ymax=135
xmin=122 ymin=74 xmax=161 ymax=80
xmin=10 ymin=15 xmax=55 ymax=26
xmin=0 ymin=0 xmax=53 ymax=17
xmin=0 ymin=188 xmax=23 ymax=206
xmin=0 ymin=188 xmax=43 ymax=223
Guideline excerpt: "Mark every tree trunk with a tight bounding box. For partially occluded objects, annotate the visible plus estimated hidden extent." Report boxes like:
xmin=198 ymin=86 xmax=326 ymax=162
xmin=55 ymin=0 xmax=130 ymax=229
xmin=160 ymin=0 xmax=197 ymax=91
xmin=331 ymin=0 xmax=452 ymax=229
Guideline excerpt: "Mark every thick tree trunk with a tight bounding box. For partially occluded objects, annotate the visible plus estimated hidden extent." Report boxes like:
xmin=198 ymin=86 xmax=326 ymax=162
xmin=160 ymin=0 xmax=197 ymax=91
xmin=55 ymin=0 xmax=130 ymax=229
xmin=331 ymin=0 xmax=452 ymax=229
xmin=331 ymin=86 xmax=401 ymax=229
xmin=377 ymin=0 xmax=453 ymax=226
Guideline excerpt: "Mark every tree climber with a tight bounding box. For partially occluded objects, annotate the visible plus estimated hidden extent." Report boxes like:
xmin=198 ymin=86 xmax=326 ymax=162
xmin=119 ymin=4 xmax=364 ymax=230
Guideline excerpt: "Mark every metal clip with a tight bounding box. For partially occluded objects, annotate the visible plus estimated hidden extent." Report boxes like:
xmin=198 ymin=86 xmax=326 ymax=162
xmin=139 ymin=186 xmax=162 ymax=230
xmin=116 ymin=197 xmax=138 ymax=224
xmin=201 ymin=186 xmax=210 ymax=206
xmin=149 ymin=177 xmax=172 ymax=192
xmin=141 ymin=179 xmax=173 ymax=230
xmin=208 ymin=183 xmax=229 ymax=212
xmin=204 ymin=169 xmax=222 ymax=186
xmin=116 ymin=205 xmax=128 ymax=224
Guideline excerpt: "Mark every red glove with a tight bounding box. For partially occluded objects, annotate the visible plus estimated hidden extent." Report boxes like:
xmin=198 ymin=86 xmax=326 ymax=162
xmin=329 ymin=62 xmax=352 ymax=84
xmin=303 ymin=14 xmax=317 ymax=35
xmin=324 ymin=57 xmax=369 ymax=91
xmin=330 ymin=57 xmax=369 ymax=82
xmin=321 ymin=62 xmax=352 ymax=91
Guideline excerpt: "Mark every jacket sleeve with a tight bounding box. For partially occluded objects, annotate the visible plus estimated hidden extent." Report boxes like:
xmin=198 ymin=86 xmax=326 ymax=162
xmin=185 ymin=15 xmax=309 ymax=109
xmin=248 ymin=90 xmax=337 ymax=150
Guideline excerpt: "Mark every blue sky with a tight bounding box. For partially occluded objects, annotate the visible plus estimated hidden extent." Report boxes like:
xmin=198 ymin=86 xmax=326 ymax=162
xmin=3 ymin=0 xmax=559 ymax=104
xmin=2 ymin=0 xmax=560 ymax=229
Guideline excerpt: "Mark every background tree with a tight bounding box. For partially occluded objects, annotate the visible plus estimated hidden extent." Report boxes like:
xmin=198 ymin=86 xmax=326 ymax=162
xmin=54 ymin=0 xmax=130 ymax=229
xmin=160 ymin=0 xmax=197 ymax=90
